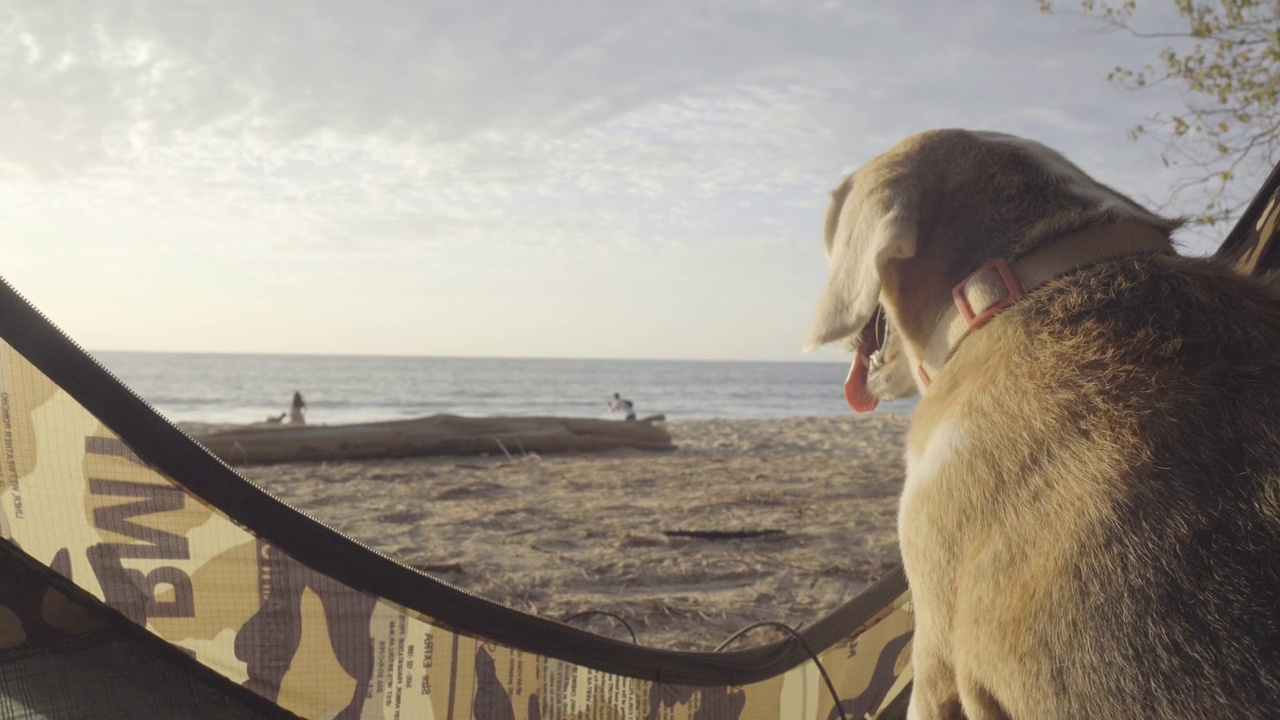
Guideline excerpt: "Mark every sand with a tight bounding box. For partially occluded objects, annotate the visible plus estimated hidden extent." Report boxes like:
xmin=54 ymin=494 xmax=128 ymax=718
xmin=233 ymin=414 xmax=909 ymax=652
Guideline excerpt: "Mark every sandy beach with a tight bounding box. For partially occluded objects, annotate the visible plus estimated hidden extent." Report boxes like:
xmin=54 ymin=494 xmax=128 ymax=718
xmin=231 ymin=414 xmax=910 ymax=652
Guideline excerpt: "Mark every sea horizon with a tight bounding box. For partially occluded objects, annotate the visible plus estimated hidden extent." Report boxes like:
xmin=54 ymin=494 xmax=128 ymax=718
xmin=92 ymin=350 xmax=916 ymax=426
xmin=89 ymin=347 xmax=854 ymax=365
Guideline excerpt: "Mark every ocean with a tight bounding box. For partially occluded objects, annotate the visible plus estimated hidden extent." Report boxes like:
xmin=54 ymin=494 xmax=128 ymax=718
xmin=91 ymin=352 xmax=917 ymax=426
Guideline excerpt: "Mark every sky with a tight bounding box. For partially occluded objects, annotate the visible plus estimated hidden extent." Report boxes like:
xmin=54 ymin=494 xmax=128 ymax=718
xmin=1 ymin=0 xmax=1260 ymax=362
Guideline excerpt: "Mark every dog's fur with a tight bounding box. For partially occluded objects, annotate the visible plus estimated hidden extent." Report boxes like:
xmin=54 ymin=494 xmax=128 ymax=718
xmin=809 ymin=129 xmax=1280 ymax=719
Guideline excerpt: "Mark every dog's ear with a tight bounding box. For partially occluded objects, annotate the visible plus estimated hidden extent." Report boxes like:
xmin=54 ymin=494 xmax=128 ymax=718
xmin=806 ymin=174 xmax=917 ymax=350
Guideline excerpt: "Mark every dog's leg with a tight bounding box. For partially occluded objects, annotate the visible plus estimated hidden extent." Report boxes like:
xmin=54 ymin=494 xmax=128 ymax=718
xmin=956 ymin=677 xmax=1010 ymax=720
xmin=907 ymin=649 xmax=965 ymax=720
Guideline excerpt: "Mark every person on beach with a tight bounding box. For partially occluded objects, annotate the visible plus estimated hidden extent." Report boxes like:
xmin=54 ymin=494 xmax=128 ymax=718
xmin=607 ymin=392 xmax=636 ymax=421
xmin=289 ymin=391 xmax=307 ymax=425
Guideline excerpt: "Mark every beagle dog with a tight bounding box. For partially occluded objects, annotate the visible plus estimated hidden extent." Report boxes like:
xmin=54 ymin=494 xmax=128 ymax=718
xmin=809 ymin=129 xmax=1280 ymax=719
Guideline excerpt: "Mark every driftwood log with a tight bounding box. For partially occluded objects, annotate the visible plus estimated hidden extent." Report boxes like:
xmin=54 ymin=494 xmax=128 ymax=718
xmin=193 ymin=414 xmax=674 ymax=465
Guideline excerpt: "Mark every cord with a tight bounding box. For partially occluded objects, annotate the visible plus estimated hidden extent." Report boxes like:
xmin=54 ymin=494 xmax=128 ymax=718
xmin=713 ymin=621 xmax=850 ymax=720
xmin=562 ymin=612 xmax=856 ymax=719
xmin=561 ymin=610 xmax=639 ymax=644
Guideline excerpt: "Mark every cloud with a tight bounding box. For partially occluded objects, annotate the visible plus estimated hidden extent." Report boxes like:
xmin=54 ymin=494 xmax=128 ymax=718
xmin=0 ymin=2 xmax=877 ymax=162
xmin=0 ymin=0 xmax=1254 ymax=358
xmin=1 ymin=1 xmax=887 ymax=262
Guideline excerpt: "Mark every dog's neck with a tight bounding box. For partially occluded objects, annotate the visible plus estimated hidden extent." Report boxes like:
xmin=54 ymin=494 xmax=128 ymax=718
xmin=916 ymin=221 xmax=1174 ymax=387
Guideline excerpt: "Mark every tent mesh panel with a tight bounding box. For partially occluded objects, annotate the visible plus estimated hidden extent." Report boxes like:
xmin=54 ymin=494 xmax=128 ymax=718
xmin=0 ymin=630 xmax=278 ymax=720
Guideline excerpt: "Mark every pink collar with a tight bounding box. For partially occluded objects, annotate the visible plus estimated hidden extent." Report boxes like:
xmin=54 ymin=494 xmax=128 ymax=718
xmin=845 ymin=222 xmax=1173 ymax=412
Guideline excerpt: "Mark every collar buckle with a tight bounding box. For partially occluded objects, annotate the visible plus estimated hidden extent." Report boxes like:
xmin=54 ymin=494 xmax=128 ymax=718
xmin=952 ymin=259 xmax=1024 ymax=330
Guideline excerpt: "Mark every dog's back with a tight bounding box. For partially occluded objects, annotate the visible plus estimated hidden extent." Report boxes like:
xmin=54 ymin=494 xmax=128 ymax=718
xmin=950 ymin=255 xmax=1280 ymax=717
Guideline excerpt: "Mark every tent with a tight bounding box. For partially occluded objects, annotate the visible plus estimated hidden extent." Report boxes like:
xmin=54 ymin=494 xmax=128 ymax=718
xmin=0 ymin=286 xmax=911 ymax=715
xmin=2 ymin=163 xmax=1279 ymax=719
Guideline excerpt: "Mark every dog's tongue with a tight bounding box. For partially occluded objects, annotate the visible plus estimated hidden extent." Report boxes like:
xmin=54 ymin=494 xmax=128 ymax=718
xmin=844 ymin=349 xmax=879 ymax=413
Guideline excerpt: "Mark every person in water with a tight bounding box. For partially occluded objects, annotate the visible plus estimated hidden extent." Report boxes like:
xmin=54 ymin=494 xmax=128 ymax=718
xmin=289 ymin=391 xmax=307 ymax=425
xmin=607 ymin=392 xmax=636 ymax=421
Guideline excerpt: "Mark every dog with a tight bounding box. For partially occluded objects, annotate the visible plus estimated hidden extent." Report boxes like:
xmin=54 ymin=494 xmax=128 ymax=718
xmin=807 ymin=129 xmax=1280 ymax=718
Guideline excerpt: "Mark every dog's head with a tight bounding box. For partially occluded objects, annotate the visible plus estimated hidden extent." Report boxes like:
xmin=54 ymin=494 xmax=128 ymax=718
xmin=807 ymin=129 xmax=1179 ymax=409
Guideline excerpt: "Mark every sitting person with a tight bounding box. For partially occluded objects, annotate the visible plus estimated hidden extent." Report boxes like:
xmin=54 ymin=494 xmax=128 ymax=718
xmin=607 ymin=392 xmax=636 ymax=421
